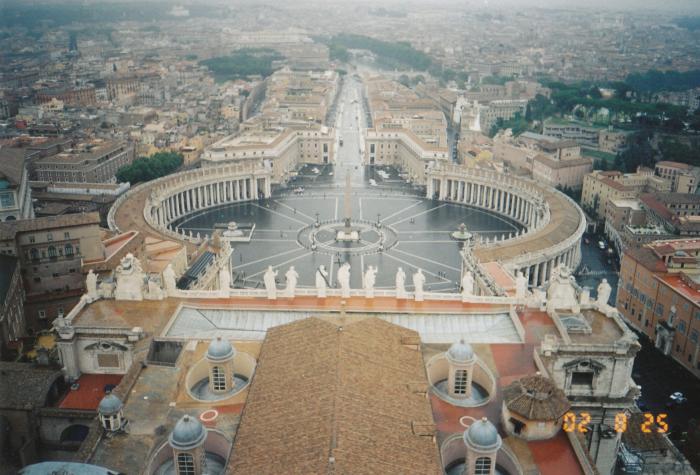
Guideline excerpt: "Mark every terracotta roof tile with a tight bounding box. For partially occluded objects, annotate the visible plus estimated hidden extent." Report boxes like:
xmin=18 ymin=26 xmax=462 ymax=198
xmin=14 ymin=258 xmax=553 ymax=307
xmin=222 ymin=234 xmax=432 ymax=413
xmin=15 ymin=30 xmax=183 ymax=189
xmin=227 ymin=317 xmax=442 ymax=475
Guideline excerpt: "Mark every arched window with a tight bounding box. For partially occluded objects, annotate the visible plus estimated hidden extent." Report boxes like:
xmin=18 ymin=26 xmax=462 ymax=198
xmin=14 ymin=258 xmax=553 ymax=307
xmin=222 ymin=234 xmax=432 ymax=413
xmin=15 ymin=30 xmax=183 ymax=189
xmin=30 ymin=248 xmax=39 ymax=260
xmin=475 ymin=456 xmax=491 ymax=475
xmin=48 ymin=246 xmax=57 ymax=258
xmin=176 ymin=452 xmax=195 ymax=475
xmin=65 ymin=244 xmax=74 ymax=257
xmin=454 ymin=369 xmax=468 ymax=394
xmin=211 ymin=366 xmax=226 ymax=391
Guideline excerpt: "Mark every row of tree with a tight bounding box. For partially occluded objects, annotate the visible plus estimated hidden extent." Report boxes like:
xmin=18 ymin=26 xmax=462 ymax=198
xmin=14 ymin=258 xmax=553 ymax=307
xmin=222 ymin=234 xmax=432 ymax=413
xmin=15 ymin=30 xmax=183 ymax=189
xmin=116 ymin=152 xmax=184 ymax=184
xmin=322 ymin=34 xmax=433 ymax=71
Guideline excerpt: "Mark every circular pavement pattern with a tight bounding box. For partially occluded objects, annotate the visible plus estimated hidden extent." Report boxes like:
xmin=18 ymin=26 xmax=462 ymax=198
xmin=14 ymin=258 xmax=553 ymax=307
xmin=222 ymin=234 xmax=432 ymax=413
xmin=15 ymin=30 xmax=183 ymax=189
xmin=172 ymin=165 xmax=522 ymax=293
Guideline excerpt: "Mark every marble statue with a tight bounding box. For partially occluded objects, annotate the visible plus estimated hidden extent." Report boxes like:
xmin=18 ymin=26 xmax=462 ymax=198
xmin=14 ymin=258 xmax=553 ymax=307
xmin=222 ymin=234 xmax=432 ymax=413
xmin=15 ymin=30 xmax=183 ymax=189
xmin=114 ymin=253 xmax=146 ymax=301
xmin=316 ymin=265 xmax=329 ymax=298
xmin=579 ymin=287 xmax=591 ymax=306
xmin=285 ymin=266 xmax=299 ymax=298
xmin=395 ymin=267 xmax=406 ymax=299
xmin=461 ymin=271 xmax=474 ymax=301
xmin=515 ymin=270 xmax=528 ymax=299
xmin=219 ymin=266 xmax=231 ymax=292
xmin=263 ymin=266 xmax=278 ymax=300
xmin=86 ymin=269 xmax=98 ymax=301
xmin=413 ymin=269 xmax=426 ymax=301
xmin=146 ymin=278 xmax=165 ymax=300
xmin=163 ymin=264 xmax=177 ymax=296
xmin=596 ymin=279 xmax=612 ymax=307
xmin=546 ymin=264 xmax=578 ymax=312
xmin=364 ymin=265 xmax=377 ymax=298
xmin=337 ymin=262 xmax=351 ymax=298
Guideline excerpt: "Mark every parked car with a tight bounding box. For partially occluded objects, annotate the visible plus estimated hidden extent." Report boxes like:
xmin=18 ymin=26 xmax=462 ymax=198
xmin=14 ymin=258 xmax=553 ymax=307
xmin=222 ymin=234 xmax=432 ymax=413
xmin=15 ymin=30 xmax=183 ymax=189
xmin=598 ymin=240 xmax=606 ymax=250
xmin=669 ymin=392 xmax=687 ymax=405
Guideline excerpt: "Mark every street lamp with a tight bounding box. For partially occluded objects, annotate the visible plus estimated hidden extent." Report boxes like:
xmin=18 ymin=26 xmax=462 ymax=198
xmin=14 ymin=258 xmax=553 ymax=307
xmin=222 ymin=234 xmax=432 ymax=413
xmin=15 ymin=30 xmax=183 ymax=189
xmin=376 ymin=213 xmax=381 ymax=228
xmin=315 ymin=212 xmax=320 ymax=228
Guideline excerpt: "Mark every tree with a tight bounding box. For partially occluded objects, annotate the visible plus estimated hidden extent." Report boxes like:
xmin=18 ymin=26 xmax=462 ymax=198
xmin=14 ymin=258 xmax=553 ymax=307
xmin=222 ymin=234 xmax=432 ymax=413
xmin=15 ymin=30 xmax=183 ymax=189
xmin=398 ymin=74 xmax=411 ymax=88
xmin=116 ymin=152 xmax=184 ymax=184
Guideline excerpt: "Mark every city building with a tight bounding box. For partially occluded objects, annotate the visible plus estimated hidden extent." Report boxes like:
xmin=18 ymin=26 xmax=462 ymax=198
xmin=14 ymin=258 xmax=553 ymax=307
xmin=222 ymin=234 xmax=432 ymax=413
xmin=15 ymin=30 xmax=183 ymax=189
xmin=581 ymin=168 xmax=670 ymax=220
xmin=617 ymin=239 xmax=700 ymax=379
xmin=603 ymin=198 xmax=673 ymax=255
xmin=0 ymin=212 xmax=104 ymax=332
xmin=531 ymin=139 xmax=593 ymax=190
xmin=0 ymin=255 xmax=25 ymax=359
xmin=641 ymin=192 xmax=700 ymax=236
xmin=0 ymin=146 xmax=34 ymax=222
xmin=543 ymin=119 xmax=629 ymax=153
xmin=655 ymin=161 xmax=700 ymax=194
xmin=202 ymin=125 xmax=335 ymax=184
xmin=32 ymin=141 xmax=135 ymax=184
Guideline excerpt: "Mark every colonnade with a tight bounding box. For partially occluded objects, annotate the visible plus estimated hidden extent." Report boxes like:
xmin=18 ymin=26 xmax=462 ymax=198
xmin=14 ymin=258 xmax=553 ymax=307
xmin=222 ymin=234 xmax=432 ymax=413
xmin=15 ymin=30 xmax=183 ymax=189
xmin=430 ymin=177 xmax=542 ymax=228
xmin=428 ymin=165 xmax=585 ymax=289
xmin=519 ymin=245 xmax=582 ymax=288
xmin=151 ymin=176 xmax=271 ymax=227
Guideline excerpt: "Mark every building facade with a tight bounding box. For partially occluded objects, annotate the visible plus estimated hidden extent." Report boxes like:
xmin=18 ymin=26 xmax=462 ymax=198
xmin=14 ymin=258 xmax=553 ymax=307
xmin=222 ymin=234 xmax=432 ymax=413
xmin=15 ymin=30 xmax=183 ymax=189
xmin=0 ymin=213 xmax=104 ymax=332
xmin=616 ymin=239 xmax=700 ymax=379
xmin=33 ymin=141 xmax=135 ymax=184
xmin=0 ymin=147 xmax=34 ymax=222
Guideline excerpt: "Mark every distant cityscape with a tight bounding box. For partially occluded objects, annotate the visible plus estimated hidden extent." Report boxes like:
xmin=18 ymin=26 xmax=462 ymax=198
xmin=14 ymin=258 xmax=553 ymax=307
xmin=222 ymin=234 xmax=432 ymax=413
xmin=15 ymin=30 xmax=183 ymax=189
xmin=1 ymin=2 xmax=700 ymax=475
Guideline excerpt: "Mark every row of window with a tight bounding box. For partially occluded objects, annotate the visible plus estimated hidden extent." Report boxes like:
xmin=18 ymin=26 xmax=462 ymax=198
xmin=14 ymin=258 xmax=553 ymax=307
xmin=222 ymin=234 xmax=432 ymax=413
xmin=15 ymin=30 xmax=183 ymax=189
xmin=27 ymin=244 xmax=78 ymax=260
xmin=28 ymin=231 xmax=71 ymax=243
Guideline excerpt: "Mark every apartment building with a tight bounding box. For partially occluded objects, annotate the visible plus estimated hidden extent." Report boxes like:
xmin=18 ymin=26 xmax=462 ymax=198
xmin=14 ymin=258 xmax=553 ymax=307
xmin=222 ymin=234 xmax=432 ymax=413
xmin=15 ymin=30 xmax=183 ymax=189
xmin=617 ymin=239 xmax=700 ymax=378
xmin=32 ymin=141 xmax=135 ymax=184
xmin=581 ymin=168 xmax=670 ymax=219
xmin=543 ymin=119 xmax=629 ymax=153
xmin=0 ymin=147 xmax=34 ymax=222
xmin=655 ymin=161 xmax=700 ymax=194
xmin=641 ymin=192 xmax=700 ymax=236
xmin=0 ymin=213 xmax=104 ymax=331
xmin=0 ymin=256 xmax=25 ymax=359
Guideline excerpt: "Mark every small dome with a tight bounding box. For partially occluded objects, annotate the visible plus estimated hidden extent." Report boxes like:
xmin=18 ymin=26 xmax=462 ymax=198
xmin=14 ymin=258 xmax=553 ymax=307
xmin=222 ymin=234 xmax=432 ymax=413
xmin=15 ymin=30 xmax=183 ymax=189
xmin=169 ymin=415 xmax=206 ymax=451
xmin=97 ymin=393 xmax=123 ymax=415
xmin=447 ymin=339 xmax=475 ymax=363
xmin=465 ymin=417 xmax=501 ymax=451
xmin=207 ymin=337 xmax=235 ymax=362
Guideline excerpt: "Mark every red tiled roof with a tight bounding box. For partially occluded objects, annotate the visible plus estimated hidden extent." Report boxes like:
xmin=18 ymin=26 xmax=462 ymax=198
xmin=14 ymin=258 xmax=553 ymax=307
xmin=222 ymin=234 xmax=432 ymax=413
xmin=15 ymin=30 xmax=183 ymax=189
xmin=528 ymin=432 xmax=585 ymax=475
xmin=656 ymin=274 xmax=700 ymax=306
xmin=58 ymin=374 xmax=123 ymax=410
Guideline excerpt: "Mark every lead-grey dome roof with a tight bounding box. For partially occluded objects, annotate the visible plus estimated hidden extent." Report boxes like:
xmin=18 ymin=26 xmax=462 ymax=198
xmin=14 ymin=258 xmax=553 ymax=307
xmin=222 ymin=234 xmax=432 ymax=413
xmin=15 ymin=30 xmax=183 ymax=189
xmin=447 ymin=339 xmax=475 ymax=363
xmin=169 ymin=415 xmax=206 ymax=450
xmin=464 ymin=417 xmax=501 ymax=451
xmin=207 ymin=337 xmax=235 ymax=362
xmin=97 ymin=393 xmax=123 ymax=415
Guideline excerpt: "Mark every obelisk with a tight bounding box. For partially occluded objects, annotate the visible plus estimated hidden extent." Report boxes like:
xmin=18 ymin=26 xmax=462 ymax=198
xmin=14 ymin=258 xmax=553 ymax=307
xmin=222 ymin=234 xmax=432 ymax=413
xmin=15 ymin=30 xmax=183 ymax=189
xmin=343 ymin=171 xmax=352 ymax=230
xmin=336 ymin=168 xmax=359 ymax=241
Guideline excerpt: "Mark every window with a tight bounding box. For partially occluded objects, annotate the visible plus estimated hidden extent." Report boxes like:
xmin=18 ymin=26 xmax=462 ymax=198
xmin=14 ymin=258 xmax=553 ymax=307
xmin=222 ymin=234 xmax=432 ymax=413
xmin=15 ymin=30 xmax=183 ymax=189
xmin=65 ymin=244 xmax=74 ymax=257
xmin=48 ymin=246 xmax=57 ymax=258
xmin=454 ymin=369 xmax=468 ymax=395
xmin=47 ymin=233 xmax=53 ymax=242
xmin=30 ymin=248 xmax=39 ymax=260
xmin=571 ymin=372 xmax=594 ymax=388
xmin=475 ymin=457 xmax=491 ymax=475
xmin=656 ymin=303 xmax=664 ymax=316
xmin=212 ymin=365 xmax=226 ymax=391
xmin=691 ymin=330 xmax=699 ymax=344
xmin=64 ymin=232 xmax=70 ymax=239
xmin=0 ymin=192 xmax=15 ymax=208
xmin=176 ymin=453 xmax=195 ymax=475
xmin=678 ymin=321 xmax=686 ymax=334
